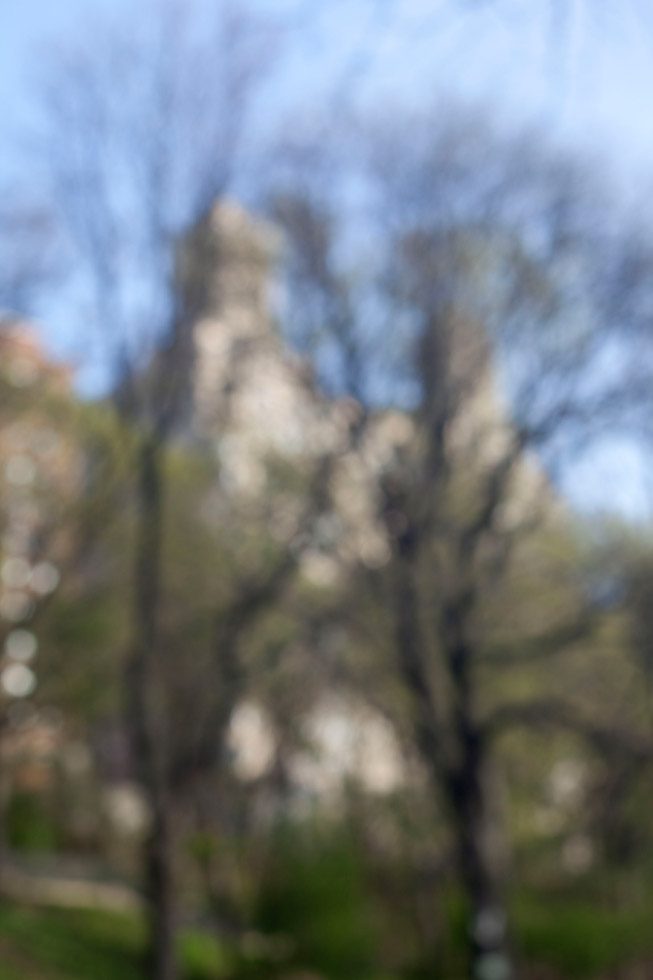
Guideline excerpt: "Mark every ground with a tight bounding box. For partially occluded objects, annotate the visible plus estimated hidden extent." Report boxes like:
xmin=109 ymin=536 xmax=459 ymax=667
xmin=1 ymin=893 xmax=653 ymax=979
xmin=0 ymin=903 xmax=224 ymax=980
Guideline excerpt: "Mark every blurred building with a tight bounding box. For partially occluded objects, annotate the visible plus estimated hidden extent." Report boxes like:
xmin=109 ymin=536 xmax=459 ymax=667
xmin=0 ymin=320 xmax=73 ymax=393
xmin=180 ymin=201 xmax=558 ymax=563
xmin=179 ymin=202 xmax=339 ymax=480
xmin=180 ymin=202 xmax=418 ymax=573
xmin=177 ymin=201 xmax=562 ymax=806
xmin=0 ymin=206 xmax=565 ymax=822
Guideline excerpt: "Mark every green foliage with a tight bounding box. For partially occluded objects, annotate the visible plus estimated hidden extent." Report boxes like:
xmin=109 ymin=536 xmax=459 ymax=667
xmin=180 ymin=931 xmax=229 ymax=980
xmin=515 ymin=895 xmax=653 ymax=977
xmin=6 ymin=792 xmax=60 ymax=854
xmin=0 ymin=904 xmax=143 ymax=980
xmin=0 ymin=903 xmax=231 ymax=980
xmin=39 ymin=593 xmax=126 ymax=717
xmin=253 ymin=822 xmax=380 ymax=980
xmin=3 ymin=888 xmax=653 ymax=979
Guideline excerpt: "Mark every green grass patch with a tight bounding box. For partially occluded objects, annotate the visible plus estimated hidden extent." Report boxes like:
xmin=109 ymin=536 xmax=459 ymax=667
xmin=253 ymin=823 xmax=380 ymax=979
xmin=180 ymin=930 xmax=230 ymax=979
xmin=3 ymin=888 xmax=653 ymax=979
xmin=0 ymin=902 xmax=232 ymax=980
xmin=515 ymin=896 xmax=653 ymax=978
xmin=0 ymin=903 xmax=143 ymax=980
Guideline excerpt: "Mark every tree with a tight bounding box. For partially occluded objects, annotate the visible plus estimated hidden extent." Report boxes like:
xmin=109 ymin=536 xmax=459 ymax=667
xmin=0 ymin=326 xmax=129 ymax=879
xmin=34 ymin=4 xmax=272 ymax=976
xmin=270 ymin=108 xmax=646 ymax=979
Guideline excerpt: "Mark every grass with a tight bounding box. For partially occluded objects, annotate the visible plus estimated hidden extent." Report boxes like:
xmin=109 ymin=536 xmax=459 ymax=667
xmin=516 ymin=896 xmax=653 ymax=978
xmin=3 ymin=890 xmax=653 ymax=979
xmin=421 ymin=887 xmax=653 ymax=979
xmin=0 ymin=902 xmax=227 ymax=980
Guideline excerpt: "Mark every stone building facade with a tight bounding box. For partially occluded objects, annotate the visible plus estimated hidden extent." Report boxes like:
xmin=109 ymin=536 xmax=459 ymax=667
xmin=175 ymin=200 xmax=562 ymax=805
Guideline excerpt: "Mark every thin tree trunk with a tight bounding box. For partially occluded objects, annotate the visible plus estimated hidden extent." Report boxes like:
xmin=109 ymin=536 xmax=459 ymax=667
xmin=444 ymin=600 xmax=513 ymax=980
xmin=446 ymin=744 xmax=512 ymax=980
xmin=390 ymin=540 xmax=513 ymax=977
xmin=127 ymin=432 xmax=179 ymax=980
xmin=143 ymin=794 xmax=178 ymax=980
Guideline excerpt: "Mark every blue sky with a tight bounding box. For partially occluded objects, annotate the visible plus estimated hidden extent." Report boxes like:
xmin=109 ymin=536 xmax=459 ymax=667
xmin=3 ymin=0 xmax=653 ymax=179
xmin=2 ymin=0 xmax=653 ymax=518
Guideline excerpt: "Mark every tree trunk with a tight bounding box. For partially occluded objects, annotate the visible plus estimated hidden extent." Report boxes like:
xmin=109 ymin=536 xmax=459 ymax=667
xmin=446 ymin=742 xmax=512 ymax=980
xmin=444 ymin=601 xmax=513 ymax=980
xmin=144 ymin=793 xmax=178 ymax=980
xmin=127 ymin=432 xmax=179 ymax=980
xmin=383 ymin=459 xmax=514 ymax=979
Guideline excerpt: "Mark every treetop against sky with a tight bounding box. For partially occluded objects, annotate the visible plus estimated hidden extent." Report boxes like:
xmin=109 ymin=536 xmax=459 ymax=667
xmin=2 ymin=0 xmax=653 ymax=521
xmin=3 ymin=0 xmax=653 ymax=184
